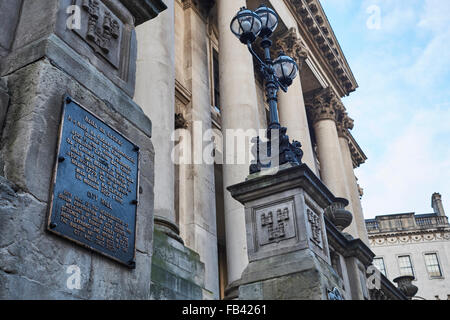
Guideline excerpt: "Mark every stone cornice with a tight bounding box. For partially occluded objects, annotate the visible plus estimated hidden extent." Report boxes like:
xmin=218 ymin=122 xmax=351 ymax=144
xmin=181 ymin=0 xmax=214 ymax=20
xmin=326 ymin=218 xmax=374 ymax=266
xmin=368 ymin=229 xmax=450 ymax=247
xmin=347 ymin=132 xmax=367 ymax=168
xmin=175 ymin=79 xmax=192 ymax=106
xmin=285 ymin=0 xmax=358 ymax=96
xmin=119 ymin=0 xmax=167 ymax=26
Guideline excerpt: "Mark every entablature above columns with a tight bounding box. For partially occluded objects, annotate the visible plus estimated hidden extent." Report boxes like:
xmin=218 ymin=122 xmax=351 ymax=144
xmin=284 ymin=0 xmax=358 ymax=97
xmin=347 ymin=133 xmax=367 ymax=168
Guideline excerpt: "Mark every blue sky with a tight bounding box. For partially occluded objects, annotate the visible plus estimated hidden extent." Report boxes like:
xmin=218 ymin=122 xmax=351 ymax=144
xmin=320 ymin=0 xmax=450 ymax=218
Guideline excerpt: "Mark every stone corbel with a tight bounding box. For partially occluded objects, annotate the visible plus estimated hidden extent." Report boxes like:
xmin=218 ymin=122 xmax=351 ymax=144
xmin=175 ymin=113 xmax=188 ymax=129
xmin=119 ymin=0 xmax=167 ymax=26
xmin=286 ymin=0 xmax=357 ymax=95
xmin=175 ymin=79 xmax=192 ymax=127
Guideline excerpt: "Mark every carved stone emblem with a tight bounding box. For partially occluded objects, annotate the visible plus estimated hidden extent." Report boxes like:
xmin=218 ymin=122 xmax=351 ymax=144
xmin=73 ymin=0 xmax=122 ymax=68
xmin=257 ymin=203 xmax=296 ymax=246
xmin=307 ymin=208 xmax=323 ymax=247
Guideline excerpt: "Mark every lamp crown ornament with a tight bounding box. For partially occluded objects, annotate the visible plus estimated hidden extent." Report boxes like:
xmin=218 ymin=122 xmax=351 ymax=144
xmin=230 ymin=5 xmax=303 ymax=174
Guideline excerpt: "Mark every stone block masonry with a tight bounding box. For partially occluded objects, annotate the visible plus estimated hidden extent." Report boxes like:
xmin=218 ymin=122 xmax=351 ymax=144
xmin=150 ymin=230 xmax=205 ymax=300
xmin=0 ymin=59 xmax=155 ymax=299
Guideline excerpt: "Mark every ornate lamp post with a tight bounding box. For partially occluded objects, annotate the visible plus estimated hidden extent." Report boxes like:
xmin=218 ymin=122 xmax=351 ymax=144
xmin=230 ymin=6 xmax=304 ymax=174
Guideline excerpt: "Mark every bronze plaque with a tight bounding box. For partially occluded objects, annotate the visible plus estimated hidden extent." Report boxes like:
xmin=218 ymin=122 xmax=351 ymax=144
xmin=47 ymin=95 xmax=139 ymax=268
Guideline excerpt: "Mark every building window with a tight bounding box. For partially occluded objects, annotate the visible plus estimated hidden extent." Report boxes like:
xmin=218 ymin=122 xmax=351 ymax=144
xmin=398 ymin=255 xmax=414 ymax=277
xmin=424 ymin=253 xmax=442 ymax=278
xmin=373 ymin=257 xmax=387 ymax=277
xmin=211 ymin=48 xmax=220 ymax=112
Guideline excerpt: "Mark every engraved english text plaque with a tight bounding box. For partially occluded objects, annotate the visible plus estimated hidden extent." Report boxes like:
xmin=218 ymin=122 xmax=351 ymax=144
xmin=47 ymin=95 xmax=139 ymax=268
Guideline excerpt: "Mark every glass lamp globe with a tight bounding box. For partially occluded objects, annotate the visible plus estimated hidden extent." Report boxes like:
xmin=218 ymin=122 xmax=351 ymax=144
xmin=230 ymin=7 xmax=262 ymax=44
xmin=255 ymin=6 xmax=278 ymax=37
xmin=273 ymin=53 xmax=298 ymax=87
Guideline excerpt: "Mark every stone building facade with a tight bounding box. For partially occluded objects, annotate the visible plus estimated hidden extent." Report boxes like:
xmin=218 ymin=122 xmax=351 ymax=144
xmin=134 ymin=0 xmax=393 ymax=300
xmin=0 ymin=0 xmax=408 ymax=300
xmin=366 ymin=193 xmax=450 ymax=300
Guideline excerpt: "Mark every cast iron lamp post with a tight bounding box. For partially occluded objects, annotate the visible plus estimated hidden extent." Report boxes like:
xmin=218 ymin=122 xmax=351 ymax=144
xmin=230 ymin=5 xmax=304 ymax=174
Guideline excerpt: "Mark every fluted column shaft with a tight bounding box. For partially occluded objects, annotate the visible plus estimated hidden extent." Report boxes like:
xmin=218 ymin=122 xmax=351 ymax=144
xmin=217 ymin=0 xmax=260 ymax=285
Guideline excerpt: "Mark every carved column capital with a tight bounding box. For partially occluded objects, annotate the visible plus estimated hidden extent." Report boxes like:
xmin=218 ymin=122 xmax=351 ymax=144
xmin=276 ymin=28 xmax=308 ymax=66
xmin=305 ymin=88 xmax=339 ymax=124
xmin=336 ymin=111 xmax=354 ymax=139
xmin=306 ymin=88 xmax=354 ymax=134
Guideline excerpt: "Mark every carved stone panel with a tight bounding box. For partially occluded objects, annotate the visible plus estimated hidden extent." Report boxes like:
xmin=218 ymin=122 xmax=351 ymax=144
xmin=256 ymin=201 xmax=296 ymax=246
xmin=73 ymin=0 xmax=123 ymax=69
xmin=307 ymin=208 xmax=323 ymax=248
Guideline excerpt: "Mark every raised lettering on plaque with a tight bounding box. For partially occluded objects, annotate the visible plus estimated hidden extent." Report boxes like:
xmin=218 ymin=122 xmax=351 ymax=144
xmin=47 ymin=95 xmax=139 ymax=268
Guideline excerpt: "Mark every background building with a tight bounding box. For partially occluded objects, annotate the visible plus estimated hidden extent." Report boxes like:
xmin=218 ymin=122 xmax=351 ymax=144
xmin=366 ymin=193 xmax=450 ymax=300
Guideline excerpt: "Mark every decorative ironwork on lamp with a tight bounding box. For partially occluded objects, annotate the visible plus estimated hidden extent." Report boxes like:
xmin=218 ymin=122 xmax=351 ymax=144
xmin=230 ymin=5 xmax=303 ymax=174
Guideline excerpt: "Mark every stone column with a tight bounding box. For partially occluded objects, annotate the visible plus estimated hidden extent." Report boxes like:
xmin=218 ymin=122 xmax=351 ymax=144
xmin=135 ymin=0 xmax=180 ymax=240
xmin=178 ymin=0 xmax=220 ymax=299
xmin=135 ymin=1 xmax=208 ymax=300
xmin=337 ymin=121 xmax=369 ymax=244
xmin=217 ymin=0 xmax=261 ymax=287
xmin=306 ymin=88 xmax=358 ymax=238
xmin=276 ymin=28 xmax=317 ymax=175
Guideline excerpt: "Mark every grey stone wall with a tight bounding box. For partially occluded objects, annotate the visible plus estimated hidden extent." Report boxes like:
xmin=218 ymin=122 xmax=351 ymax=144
xmin=239 ymin=248 xmax=342 ymax=300
xmin=150 ymin=230 xmax=205 ymax=300
xmin=0 ymin=58 xmax=155 ymax=299
xmin=0 ymin=78 xmax=9 ymax=175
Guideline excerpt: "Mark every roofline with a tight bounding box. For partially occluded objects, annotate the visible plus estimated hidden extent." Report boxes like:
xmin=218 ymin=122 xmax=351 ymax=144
xmin=284 ymin=0 xmax=359 ymax=97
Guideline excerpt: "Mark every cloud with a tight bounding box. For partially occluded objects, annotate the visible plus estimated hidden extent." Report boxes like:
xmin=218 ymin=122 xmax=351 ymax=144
xmin=417 ymin=0 xmax=450 ymax=32
xmin=321 ymin=0 xmax=450 ymax=218
xmin=358 ymin=107 xmax=450 ymax=218
xmin=405 ymin=0 xmax=450 ymax=88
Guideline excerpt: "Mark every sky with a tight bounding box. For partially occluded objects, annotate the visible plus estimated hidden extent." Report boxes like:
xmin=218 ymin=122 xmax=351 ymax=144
xmin=320 ymin=0 xmax=450 ymax=218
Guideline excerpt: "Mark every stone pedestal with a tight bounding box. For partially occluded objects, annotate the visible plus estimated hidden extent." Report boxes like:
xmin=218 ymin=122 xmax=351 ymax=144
xmin=227 ymin=164 xmax=344 ymax=300
xmin=0 ymin=0 xmax=165 ymax=299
